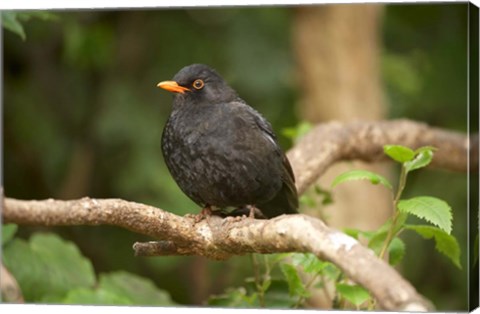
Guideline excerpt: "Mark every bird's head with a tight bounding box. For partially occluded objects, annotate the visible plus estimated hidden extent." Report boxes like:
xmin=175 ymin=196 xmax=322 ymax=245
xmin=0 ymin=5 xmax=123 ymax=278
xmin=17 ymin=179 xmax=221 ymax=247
xmin=157 ymin=64 xmax=237 ymax=104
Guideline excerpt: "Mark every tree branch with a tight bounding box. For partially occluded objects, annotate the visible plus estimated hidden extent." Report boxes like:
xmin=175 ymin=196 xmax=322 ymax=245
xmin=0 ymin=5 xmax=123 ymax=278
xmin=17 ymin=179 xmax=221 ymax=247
xmin=2 ymin=119 xmax=473 ymax=310
xmin=3 ymin=197 xmax=432 ymax=310
xmin=287 ymin=119 xmax=474 ymax=194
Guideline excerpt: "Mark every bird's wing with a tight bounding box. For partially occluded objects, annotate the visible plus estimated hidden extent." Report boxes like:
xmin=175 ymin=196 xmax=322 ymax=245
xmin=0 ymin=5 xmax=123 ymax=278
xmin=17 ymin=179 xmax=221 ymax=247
xmin=234 ymin=101 xmax=297 ymax=184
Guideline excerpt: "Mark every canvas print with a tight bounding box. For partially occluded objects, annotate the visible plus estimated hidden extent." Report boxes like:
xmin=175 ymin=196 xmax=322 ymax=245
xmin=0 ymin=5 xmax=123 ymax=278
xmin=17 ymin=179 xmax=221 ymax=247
xmin=1 ymin=3 xmax=478 ymax=311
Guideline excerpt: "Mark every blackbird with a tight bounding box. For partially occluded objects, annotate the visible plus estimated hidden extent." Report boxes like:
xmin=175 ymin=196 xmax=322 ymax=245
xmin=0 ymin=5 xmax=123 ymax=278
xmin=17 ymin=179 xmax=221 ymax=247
xmin=157 ymin=64 xmax=298 ymax=219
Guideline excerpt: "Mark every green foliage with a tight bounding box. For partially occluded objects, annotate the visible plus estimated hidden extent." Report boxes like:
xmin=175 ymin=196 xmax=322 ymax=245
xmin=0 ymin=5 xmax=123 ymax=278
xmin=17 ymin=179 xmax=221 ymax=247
xmin=398 ymin=196 xmax=453 ymax=234
xmin=405 ymin=225 xmax=461 ymax=268
xmin=209 ymin=253 xmax=343 ymax=309
xmin=331 ymin=170 xmax=392 ymax=190
xmin=404 ymin=147 xmax=435 ymax=172
xmin=2 ymin=12 xmax=26 ymax=40
xmin=2 ymin=233 xmax=96 ymax=301
xmin=335 ymin=283 xmax=371 ymax=306
xmin=388 ymin=237 xmax=406 ymax=266
xmin=63 ymin=288 xmax=132 ymax=305
xmin=2 ymin=231 xmax=175 ymax=305
xmin=1 ymin=11 xmax=57 ymax=40
xmin=61 ymin=272 xmax=176 ymax=306
xmin=384 ymin=144 xmax=415 ymax=163
xmin=332 ymin=144 xmax=461 ymax=308
xmin=97 ymin=271 xmax=175 ymax=305
xmin=1 ymin=223 xmax=18 ymax=245
xmin=280 ymin=264 xmax=309 ymax=298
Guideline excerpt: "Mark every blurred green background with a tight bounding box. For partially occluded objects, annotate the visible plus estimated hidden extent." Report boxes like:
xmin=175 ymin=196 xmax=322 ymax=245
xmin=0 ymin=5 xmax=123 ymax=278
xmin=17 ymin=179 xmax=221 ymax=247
xmin=2 ymin=3 xmax=473 ymax=310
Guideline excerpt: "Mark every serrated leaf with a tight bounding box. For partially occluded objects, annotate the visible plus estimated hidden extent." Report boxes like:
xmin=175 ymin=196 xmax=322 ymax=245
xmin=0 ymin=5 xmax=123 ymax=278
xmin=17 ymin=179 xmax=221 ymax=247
xmin=405 ymin=149 xmax=434 ymax=172
xmin=2 ymin=233 xmax=96 ymax=301
xmin=384 ymin=145 xmax=415 ymax=163
xmin=332 ymin=170 xmax=392 ymax=190
xmin=2 ymin=224 xmax=18 ymax=245
xmin=405 ymin=225 xmax=461 ymax=268
xmin=398 ymin=196 xmax=452 ymax=234
xmin=336 ymin=283 xmax=371 ymax=306
xmin=280 ymin=264 xmax=308 ymax=297
xmin=1 ymin=12 xmax=26 ymax=40
xmin=388 ymin=237 xmax=406 ymax=266
xmin=99 ymin=271 xmax=175 ymax=306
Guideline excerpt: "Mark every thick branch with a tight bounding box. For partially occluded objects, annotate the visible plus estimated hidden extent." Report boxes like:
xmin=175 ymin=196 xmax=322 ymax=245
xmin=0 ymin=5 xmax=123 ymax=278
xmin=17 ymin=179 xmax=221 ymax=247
xmin=3 ymin=197 xmax=431 ymax=311
xmin=288 ymin=119 xmax=474 ymax=194
xmin=2 ymin=119 xmax=471 ymax=310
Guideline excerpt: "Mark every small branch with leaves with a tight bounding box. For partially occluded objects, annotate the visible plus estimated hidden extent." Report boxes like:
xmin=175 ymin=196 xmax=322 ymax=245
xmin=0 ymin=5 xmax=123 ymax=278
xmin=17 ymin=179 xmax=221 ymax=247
xmin=2 ymin=119 xmax=475 ymax=311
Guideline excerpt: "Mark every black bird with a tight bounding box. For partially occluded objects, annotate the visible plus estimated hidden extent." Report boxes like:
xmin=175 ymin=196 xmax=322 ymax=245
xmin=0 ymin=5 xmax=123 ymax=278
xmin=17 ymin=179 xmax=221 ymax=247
xmin=158 ymin=64 xmax=298 ymax=219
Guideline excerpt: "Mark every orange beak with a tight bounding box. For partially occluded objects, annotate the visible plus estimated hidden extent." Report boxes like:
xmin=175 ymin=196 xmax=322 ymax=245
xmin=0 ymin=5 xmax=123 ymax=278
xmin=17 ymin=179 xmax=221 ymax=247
xmin=157 ymin=81 xmax=190 ymax=94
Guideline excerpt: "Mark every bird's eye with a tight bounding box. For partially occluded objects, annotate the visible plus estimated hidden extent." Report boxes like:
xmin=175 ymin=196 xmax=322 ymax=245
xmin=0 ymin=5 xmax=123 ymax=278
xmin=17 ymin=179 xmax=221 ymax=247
xmin=193 ymin=79 xmax=204 ymax=90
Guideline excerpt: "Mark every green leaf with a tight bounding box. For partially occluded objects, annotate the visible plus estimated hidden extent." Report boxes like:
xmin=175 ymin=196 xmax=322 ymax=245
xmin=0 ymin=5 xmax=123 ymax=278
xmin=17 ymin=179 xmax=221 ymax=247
xmin=322 ymin=263 xmax=341 ymax=280
xmin=343 ymin=228 xmax=362 ymax=240
xmin=398 ymin=196 xmax=452 ymax=234
xmin=1 ymin=12 xmax=26 ymax=40
xmin=404 ymin=149 xmax=434 ymax=172
xmin=336 ymin=283 xmax=371 ymax=306
xmin=99 ymin=271 xmax=175 ymax=306
xmin=414 ymin=146 xmax=438 ymax=154
xmin=384 ymin=145 xmax=415 ymax=163
xmin=367 ymin=230 xmax=388 ymax=255
xmin=63 ymin=288 xmax=132 ymax=305
xmin=2 ymin=233 xmax=96 ymax=301
xmin=290 ymin=253 xmax=329 ymax=274
xmin=280 ymin=263 xmax=308 ymax=297
xmin=331 ymin=170 xmax=392 ymax=190
xmin=405 ymin=225 xmax=461 ymax=268
xmin=2 ymin=224 xmax=18 ymax=245
xmin=388 ymin=237 xmax=406 ymax=266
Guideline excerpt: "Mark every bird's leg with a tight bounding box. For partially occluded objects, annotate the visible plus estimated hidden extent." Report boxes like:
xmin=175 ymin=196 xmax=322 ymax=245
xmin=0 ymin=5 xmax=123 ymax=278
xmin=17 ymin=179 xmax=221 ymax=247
xmin=193 ymin=204 xmax=215 ymax=223
xmin=200 ymin=205 xmax=213 ymax=216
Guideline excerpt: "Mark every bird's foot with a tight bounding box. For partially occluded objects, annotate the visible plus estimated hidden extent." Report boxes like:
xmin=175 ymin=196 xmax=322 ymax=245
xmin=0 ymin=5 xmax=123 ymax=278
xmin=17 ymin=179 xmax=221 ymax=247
xmin=224 ymin=205 xmax=264 ymax=220
xmin=192 ymin=206 xmax=212 ymax=223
